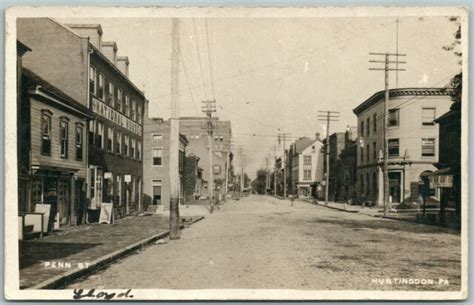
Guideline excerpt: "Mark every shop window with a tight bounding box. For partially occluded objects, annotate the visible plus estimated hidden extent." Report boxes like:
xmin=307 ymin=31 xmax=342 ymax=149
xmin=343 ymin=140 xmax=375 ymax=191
xmin=41 ymin=110 xmax=52 ymax=155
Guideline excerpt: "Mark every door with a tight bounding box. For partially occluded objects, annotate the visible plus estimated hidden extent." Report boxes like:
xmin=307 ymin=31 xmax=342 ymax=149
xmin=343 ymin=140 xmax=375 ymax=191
xmin=76 ymin=179 xmax=86 ymax=225
xmin=388 ymin=172 xmax=401 ymax=203
xmin=43 ymin=177 xmax=58 ymax=231
xmin=58 ymin=178 xmax=71 ymax=225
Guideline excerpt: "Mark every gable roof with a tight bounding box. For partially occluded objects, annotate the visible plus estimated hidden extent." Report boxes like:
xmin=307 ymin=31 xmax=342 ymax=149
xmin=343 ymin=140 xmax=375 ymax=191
xmin=293 ymin=138 xmax=319 ymax=154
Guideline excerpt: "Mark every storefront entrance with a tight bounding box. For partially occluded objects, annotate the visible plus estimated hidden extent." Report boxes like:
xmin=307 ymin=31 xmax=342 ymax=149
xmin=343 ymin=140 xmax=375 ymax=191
xmin=388 ymin=172 xmax=402 ymax=203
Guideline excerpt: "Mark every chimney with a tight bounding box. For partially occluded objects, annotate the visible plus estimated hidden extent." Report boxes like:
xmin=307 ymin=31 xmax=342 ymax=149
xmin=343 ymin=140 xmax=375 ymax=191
xmin=315 ymin=132 xmax=321 ymax=141
xmin=117 ymin=56 xmax=129 ymax=77
xmin=144 ymin=99 xmax=150 ymax=120
xmin=101 ymin=41 xmax=117 ymax=65
xmin=66 ymin=24 xmax=103 ymax=49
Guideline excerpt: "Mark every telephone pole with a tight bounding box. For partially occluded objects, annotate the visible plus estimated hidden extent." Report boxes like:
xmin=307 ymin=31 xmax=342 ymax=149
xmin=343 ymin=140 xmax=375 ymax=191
xmin=265 ymin=155 xmax=269 ymax=195
xmin=273 ymin=144 xmax=277 ymax=196
xmin=201 ymin=100 xmax=216 ymax=213
xmin=236 ymin=146 xmax=245 ymax=197
xmin=277 ymin=133 xmax=291 ymax=198
xmin=169 ymin=18 xmax=181 ymax=239
xmin=318 ymin=111 xmax=339 ymax=205
xmin=369 ymin=52 xmax=406 ymax=217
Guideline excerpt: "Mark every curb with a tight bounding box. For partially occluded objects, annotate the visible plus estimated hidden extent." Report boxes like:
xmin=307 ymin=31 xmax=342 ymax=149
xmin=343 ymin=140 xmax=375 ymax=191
xmin=312 ymin=202 xmax=360 ymax=213
xmin=27 ymin=216 xmax=205 ymax=290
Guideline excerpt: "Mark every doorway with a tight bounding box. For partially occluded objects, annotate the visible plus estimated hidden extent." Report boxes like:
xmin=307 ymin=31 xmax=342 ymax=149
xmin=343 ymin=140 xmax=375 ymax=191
xmin=388 ymin=171 xmax=402 ymax=203
xmin=76 ymin=179 xmax=86 ymax=225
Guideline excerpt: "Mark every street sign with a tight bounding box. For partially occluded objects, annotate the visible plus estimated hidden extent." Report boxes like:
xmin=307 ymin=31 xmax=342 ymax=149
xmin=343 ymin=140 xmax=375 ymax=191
xmin=124 ymin=175 xmax=132 ymax=183
xmin=429 ymin=174 xmax=453 ymax=188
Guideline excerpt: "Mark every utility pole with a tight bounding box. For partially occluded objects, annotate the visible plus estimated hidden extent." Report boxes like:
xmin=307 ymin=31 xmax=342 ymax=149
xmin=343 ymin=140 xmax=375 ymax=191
xmin=169 ymin=18 xmax=181 ymax=240
xmin=236 ymin=146 xmax=245 ymax=197
xmin=273 ymin=144 xmax=277 ymax=196
xmin=318 ymin=111 xmax=339 ymax=206
xmin=201 ymin=100 xmax=216 ymax=213
xmin=369 ymin=52 xmax=406 ymax=217
xmin=278 ymin=133 xmax=291 ymax=198
xmin=265 ymin=155 xmax=269 ymax=195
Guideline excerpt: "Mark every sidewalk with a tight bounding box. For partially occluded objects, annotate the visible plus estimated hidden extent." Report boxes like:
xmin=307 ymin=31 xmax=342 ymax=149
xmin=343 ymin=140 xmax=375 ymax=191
xmin=19 ymin=213 xmax=204 ymax=289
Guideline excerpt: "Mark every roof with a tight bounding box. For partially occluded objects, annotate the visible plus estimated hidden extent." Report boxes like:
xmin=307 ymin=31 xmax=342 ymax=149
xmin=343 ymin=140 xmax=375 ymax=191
xmin=17 ymin=40 xmax=31 ymax=56
xmin=65 ymin=23 xmax=103 ymax=35
xmin=23 ymin=68 xmax=94 ymax=119
xmin=293 ymin=137 xmax=318 ymax=154
xmin=353 ymin=88 xmax=453 ymax=115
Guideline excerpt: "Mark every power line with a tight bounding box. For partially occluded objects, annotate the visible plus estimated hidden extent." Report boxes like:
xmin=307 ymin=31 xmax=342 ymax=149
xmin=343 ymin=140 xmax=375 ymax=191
xmin=179 ymin=49 xmax=199 ymax=116
xmin=192 ymin=18 xmax=209 ymax=99
xmin=205 ymin=19 xmax=216 ymax=99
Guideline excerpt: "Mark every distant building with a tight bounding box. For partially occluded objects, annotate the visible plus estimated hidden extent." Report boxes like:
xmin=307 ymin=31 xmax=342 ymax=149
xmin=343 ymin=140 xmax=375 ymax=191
xmin=179 ymin=117 xmax=232 ymax=198
xmin=353 ymin=88 xmax=453 ymax=206
xmin=143 ymin=118 xmax=188 ymax=211
xmin=183 ymin=154 xmax=204 ymax=202
xmin=337 ymin=126 xmax=358 ymax=202
xmin=325 ymin=132 xmax=346 ymax=201
xmin=286 ymin=136 xmax=324 ymax=198
xmin=18 ymin=18 xmax=147 ymax=221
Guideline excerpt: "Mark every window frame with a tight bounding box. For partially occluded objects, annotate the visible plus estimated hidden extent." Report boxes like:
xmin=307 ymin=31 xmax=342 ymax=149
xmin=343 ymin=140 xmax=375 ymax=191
xmin=59 ymin=117 xmax=69 ymax=159
xmin=116 ymin=130 xmax=122 ymax=154
xmin=388 ymin=138 xmax=400 ymax=157
xmin=152 ymin=147 xmax=163 ymax=167
xmin=107 ymin=127 xmax=114 ymax=152
xmin=388 ymin=108 xmax=400 ymax=127
xmin=421 ymin=138 xmax=436 ymax=157
xmin=108 ymin=82 xmax=115 ymax=107
xmin=422 ymin=107 xmax=436 ymax=126
xmin=96 ymin=121 xmax=104 ymax=149
xmin=89 ymin=66 xmax=97 ymax=95
xmin=124 ymin=134 xmax=129 ymax=157
xmin=41 ymin=110 xmax=52 ymax=156
xmin=373 ymin=113 xmax=377 ymax=132
xmin=75 ymin=123 xmax=84 ymax=161
xmin=152 ymin=133 xmax=163 ymax=141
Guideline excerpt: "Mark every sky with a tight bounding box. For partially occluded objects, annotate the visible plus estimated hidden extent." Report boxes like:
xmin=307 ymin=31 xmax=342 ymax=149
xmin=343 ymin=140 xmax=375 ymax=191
xmin=60 ymin=16 xmax=461 ymax=179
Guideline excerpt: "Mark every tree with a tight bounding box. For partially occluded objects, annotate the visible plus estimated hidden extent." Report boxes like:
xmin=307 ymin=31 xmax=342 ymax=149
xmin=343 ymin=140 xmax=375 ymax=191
xmin=442 ymin=16 xmax=462 ymax=65
xmin=251 ymin=169 xmax=267 ymax=194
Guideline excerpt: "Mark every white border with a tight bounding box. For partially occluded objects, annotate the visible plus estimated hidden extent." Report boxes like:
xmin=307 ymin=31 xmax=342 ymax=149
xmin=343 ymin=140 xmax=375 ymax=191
xmin=4 ymin=5 xmax=469 ymax=301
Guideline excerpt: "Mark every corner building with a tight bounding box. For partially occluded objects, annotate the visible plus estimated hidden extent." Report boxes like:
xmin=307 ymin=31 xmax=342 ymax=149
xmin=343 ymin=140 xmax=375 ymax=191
xmin=18 ymin=18 xmax=146 ymax=220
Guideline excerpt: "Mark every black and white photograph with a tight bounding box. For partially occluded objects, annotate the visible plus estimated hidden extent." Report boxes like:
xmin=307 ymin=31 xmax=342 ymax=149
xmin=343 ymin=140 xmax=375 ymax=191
xmin=4 ymin=5 xmax=468 ymax=301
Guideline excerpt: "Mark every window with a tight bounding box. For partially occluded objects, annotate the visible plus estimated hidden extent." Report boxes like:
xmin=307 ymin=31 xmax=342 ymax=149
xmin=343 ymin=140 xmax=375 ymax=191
xmin=360 ymin=121 xmax=364 ymax=137
xmin=124 ymin=135 xmax=129 ymax=156
xmin=137 ymin=105 xmax=142 ymax=124
xmin=366 ymin=117 xmax=370 ymax=136
xmin=373 ymin=113 xmax=377 ymax=132
xmin=303 ymin=155 xmax=311 ymax=166
xmin=360 ymin=147 xmax=364 ymax=162
xmin=107 ymin=127 xmax=114 ymax=152
xmin=152 ymin=147 xmax=163 ymax=166
xmin=117 ymin=88 xmax=123 ymax=112
xmin=88 ymin=120 xmax=95 ymax=145
xmin=152 ymin=180 xmax=162 ymax=204
xmin=388 ymin=139 xmax=399 ymax=157
xmin=131 ymin=100 xmax=136 ymax=121
xmin=108 ymin=82 xmax=115 ymax=107
xmin=152 ymin=134 xmax=163 ymax=141
xmin=137 ymin=140 xmax=141 ymax=160
xmin=304 ymin=169 xmax=311 ymax=180
xmin=41 ymin=111 xmax=52 ymax=155
xmin=96 ymin=122 xmax=104 ymax=148
xmin=76 ymin=124 xmax=83 ymax=160
xmin=60 ymin=118 xmax=69 ymax=158
xmin=116 ymin=130 xmax=122 ymax=154
xmin=131 ymin=138 xmax=136 ymax=159
xmin=213 ymin=165 xmax=221 ymax=175
xmin=388 ymin=109 xmax=399 ymax=127
xmin=422 ymin=108 xmax=436 ymax=126
xmin=366 ymin=144 xmax=369 ymax=161
xmin=98 ymin=73 xmax=105 ymax=100
xmin=422 ymin=138 xmax=435 ymax=157
xmin=373 ymin=142 xmax=377 ymax=161
xmin=90 ymin=66 xmax=96 ymax=95
xmin=125 ymin=96 xmax=130 ymax=117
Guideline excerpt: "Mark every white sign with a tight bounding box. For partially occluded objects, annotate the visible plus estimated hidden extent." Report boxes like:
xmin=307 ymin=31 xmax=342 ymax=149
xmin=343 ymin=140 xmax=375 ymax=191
xmin=124 ymin=174 xmax=132 ymax=183
xmin=92 ymin=97 xmax=142 ymax=135
xmin=99 ymin=202 xmax=114 ymax=224
xmin=104 ymin=172 xmax=113 ymax=179
xmin=429 ymin=175 xmax=453 ymax=188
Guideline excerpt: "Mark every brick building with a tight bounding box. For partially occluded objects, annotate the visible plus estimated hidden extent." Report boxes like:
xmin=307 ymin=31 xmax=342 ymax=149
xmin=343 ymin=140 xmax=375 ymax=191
xmin=325 ymin=132 xmax=346 ymax=201
xmin=179 ymin=117 xmax=232 ymax=198
xmin=183 ymin=154 xmax=204 ymax=202
xmin=353 ymin=88 xmax=453 ymax=206
xmin=337 ymin=126 xmax=358 ymax=203
xmin=18 ymin=18 xmax=146 ymax=220
xmin=143 ymin=118 xmax=188 ymax=211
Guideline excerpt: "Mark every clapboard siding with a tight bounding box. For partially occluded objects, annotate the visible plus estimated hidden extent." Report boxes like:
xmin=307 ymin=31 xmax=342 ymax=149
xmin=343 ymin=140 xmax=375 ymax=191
xmin=30 ymin=97 xmax=87 ymax=177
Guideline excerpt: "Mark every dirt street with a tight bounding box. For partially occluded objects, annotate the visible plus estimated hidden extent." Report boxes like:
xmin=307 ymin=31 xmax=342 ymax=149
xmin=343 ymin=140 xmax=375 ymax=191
xmin=67 ymin=195 xmax=461 ymax=291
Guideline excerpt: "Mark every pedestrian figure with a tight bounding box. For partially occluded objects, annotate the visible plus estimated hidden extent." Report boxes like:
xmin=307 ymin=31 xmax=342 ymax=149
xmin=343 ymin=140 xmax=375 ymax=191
xmin=290 ymin=194 xmax=295 ymax=207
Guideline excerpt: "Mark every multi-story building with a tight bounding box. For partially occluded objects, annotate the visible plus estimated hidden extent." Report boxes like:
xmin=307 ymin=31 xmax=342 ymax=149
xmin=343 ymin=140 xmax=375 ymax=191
xmin=353 ymin=88 xmax=453 ymax=206
xmin=143 ymin=118 xmax=188 ymax=211
xmin=179 ymin=117 xmax=232 ymax=198
xmin=19 ymin=67 xmax=94 ymax=228
xmin=326 ymin=132 xmax=346 ymax=201
xmin=183 ymin=154 xmax=204 ymax=202
xmin=18 ymin=18 xmax=146 ymax=220
xmin=337 ymin=126 xmax=358 ymax=202
xmin=286 ymin=136 xmax=324 ymax=198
